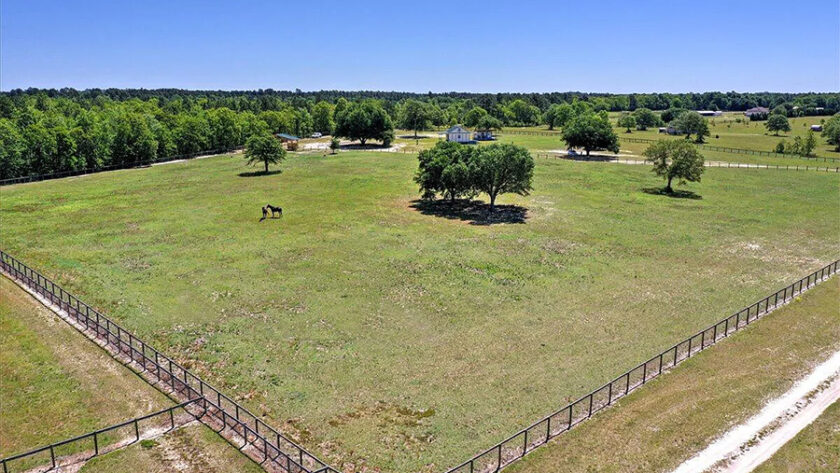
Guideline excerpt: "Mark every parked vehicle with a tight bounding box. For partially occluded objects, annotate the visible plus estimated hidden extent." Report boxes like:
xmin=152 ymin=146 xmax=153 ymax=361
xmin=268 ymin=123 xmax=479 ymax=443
xmin=311 ymin=132 xmax=323 ymax=138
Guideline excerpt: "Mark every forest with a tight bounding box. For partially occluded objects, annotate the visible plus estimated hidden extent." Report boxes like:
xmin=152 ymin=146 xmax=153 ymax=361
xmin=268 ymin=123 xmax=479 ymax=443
xmin=1 ymin=89 xmax=838 ymax=180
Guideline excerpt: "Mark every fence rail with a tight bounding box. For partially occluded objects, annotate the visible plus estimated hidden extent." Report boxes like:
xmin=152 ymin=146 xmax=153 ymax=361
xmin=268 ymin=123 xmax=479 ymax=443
xmin=0 ymin=250 xmax=340 ymax=473
xmin=535 ymin=153 xmax=840 ymax=172
xmin=444 ymin=259 xmax=839 ymax=473
xmin=619 ymin=137 xmax=839 ymax=162
xmin=0 ymin=146 xmax=244 ymax=187
xmin=1 ymin=399 xmax=202 ymax=473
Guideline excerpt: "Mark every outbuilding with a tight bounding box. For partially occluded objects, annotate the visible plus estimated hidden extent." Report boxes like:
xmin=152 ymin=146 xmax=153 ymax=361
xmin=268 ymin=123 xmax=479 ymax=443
xmin=445 ymin=125 xmax=472 ymax=143
xmin=744 ymin=107 xmax=770 ymax=118
xmin=811 ymin=124 xmax=823 ymax=132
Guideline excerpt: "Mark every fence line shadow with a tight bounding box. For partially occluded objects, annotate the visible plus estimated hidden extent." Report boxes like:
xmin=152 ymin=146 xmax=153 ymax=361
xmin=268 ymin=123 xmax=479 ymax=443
xmin=410 ymin=199 xmax=528 ymax=225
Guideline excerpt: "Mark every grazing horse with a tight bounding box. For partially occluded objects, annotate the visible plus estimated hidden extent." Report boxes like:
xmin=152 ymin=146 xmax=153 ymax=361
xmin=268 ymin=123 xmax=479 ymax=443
xmin=266 ymin=204 xmax=283 ymax=218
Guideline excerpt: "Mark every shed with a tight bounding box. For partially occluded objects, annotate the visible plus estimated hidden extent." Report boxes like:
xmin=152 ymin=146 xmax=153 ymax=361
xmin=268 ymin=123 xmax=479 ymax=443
xmin=811 ymin=124 xmax=823 ymax=132
xmin=275 ymin=133 xmax=300 ymax=143
xmin=744 ymin=107 xmax=770 ymax=118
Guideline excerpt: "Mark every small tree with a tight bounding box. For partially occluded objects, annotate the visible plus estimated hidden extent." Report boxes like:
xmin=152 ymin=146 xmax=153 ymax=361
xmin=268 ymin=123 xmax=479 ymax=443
xmin=399 ymin=99 xmax=431 ymax=138
xmin=765 ymin=114 xmax=790 ymax=135
xmin=469 ymin=143 xmax=534 ymax=208
xmin=562 ymin=113 xmax=619 ymax=155
xmin=774 ymin=140 xmax=787 ymax=154
xmin=244 ymin=133 xmax=286 ymax=174
xmin=802 ymin=130 xmax=817 ymax=156
xmin=329 ymin=136 xmax=340 ymax=154
xmin=643 ymin=139 xmax=705 ymax=193
xmin=617 ymin=113 xmax=636 ymax=133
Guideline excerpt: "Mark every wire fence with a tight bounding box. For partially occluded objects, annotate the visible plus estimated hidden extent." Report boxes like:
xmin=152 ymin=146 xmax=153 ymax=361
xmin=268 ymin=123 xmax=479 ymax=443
xmin=0 ymin=146 xmax=244 ymax=187
xmin=1 ymin=399 xmax=202 ymax=473
xmin=535 ymin=153 xmax=840 ymax=172
xmin=444 ymin=260 xmax=839 ymax=473
xmin=0 ymin=250 xmax=340 ymax=473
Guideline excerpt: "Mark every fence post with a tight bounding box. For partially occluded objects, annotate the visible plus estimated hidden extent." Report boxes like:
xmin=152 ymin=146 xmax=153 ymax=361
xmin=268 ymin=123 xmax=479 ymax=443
xmin=94 ymin=432 xmax=99 ymax=455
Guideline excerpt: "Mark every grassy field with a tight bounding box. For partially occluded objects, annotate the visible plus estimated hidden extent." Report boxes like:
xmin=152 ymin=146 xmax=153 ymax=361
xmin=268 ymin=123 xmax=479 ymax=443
xmin=755 ymin=397 xmax=840 ymax=473
xmin=1 ymin=150 xmax=838 ymax=472
xmin=0 ymin=276 xmax=171 ymax=456
xmin=78 ymin=424 xmax=263 ymax=473
xmin=507 ymin=277 xmax=840 ymax=473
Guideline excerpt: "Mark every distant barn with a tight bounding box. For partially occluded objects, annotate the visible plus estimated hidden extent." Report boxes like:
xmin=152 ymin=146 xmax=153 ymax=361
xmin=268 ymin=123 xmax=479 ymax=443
xmin=744 ymin=107 xmax=770 ymax=118
xmin=697 ymin=110 xmax=723 ymax=117
xmin=811 ymin=124 xmax=823 ymax=132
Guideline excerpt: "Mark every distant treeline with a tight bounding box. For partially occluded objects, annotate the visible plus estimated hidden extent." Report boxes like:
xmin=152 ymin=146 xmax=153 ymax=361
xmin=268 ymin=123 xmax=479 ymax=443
xmin=1 ymin=89 xmax=838 ymax=181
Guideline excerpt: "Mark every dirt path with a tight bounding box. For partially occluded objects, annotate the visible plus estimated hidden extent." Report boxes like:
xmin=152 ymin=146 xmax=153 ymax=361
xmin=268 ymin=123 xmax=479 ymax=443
xmin=669 ymin=349 xmax=840 ymax=473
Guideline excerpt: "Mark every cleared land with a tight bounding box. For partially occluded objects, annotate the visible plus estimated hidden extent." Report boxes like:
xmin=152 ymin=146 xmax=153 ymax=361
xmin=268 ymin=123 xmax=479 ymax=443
xmin=78 ymin=423 xmax=263 ymax=473
xmin=754 ymin=398 xmax=840 ymax=473
xmin=1 ymin=150 xmax=838 ymax=472
xmin=0 ymin=276 xmax=171 ymax=456
xmin=507 ymin=278 xmax=840 ymax=473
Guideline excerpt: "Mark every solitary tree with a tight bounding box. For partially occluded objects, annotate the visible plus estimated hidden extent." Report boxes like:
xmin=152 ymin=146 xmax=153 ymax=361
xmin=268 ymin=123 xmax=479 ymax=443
xmin=802 ymin=130 xmax=817 ymax=156
xmin=329 ymin=136 xmax=340 ymax=154
xmin=643 ymin=139 xmax=705 ymax=193
xmin=311 ymin=101 xmax=336 ymax=135
xmin=673 ymin=111 xmax=710 ymax=143
xmin=765 ymin=114 xmax=791 ymax=135
xmin=245 ymin=133 xmax=286 ymax=174
xmin=415 ymin=141 xmax=475 ymax=201
xmin=399 ymin=100 xmax=431 ymax=138
xmin=562 ymin=113 xmax=620 ymax=155
xmin=617 ymin=113 xmax=636 ymax=133
xmin=469 ymin=143 xmax=534 ymax=208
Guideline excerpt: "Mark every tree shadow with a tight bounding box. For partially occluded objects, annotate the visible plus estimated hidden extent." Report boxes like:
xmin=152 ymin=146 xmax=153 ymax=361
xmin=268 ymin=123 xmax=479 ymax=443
xmin=398 ymin=134 xmax=436 ymax=139
xmin=409 ymin=199 xmax=528 ymax=225
xmin=238 ymin=170 xmax=283 ymax=177
xmin=642 ymin=187 xmax=702 ymax=200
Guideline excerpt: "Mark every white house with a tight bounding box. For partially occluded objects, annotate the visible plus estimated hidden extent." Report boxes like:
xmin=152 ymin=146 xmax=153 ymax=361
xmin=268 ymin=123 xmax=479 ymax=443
xmin=446 ymin=125 xmax=472 ymax=143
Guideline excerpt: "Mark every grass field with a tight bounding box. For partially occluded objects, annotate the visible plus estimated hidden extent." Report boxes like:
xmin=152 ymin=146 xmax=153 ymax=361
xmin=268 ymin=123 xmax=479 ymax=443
xmin=78 ymin=424 xmax=263 ymax=473
xmin=0 ymin=276 xmax=171 ymax=456
xmin=508 ymin=277 xmax=840 ymax=473
xmin=755 ymin=397 xmax=840 ymax=473
xmin=1 ymin=150 xmax=838 ymax=472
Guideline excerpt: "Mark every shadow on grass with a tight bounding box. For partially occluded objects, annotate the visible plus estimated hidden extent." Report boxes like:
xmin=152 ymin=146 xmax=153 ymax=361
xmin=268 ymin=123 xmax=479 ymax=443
xmin=238 ymin=170 xmax=283 ymax=177
xmin=642 ymin=187 xmax=702 ymax=200
xmin=410 ymin=199 xmax=528 ymax=225
xmin=398 ymin=134 xmax=436 ymax=139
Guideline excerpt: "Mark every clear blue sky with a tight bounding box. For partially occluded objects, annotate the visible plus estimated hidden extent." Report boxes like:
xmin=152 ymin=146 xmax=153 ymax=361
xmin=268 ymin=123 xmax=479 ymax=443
xmin=2 ymin=0 xmax=838 ymax=93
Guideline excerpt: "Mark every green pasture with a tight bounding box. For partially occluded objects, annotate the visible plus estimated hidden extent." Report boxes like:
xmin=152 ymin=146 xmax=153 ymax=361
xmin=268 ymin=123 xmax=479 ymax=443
xmin=1 ymin=150 xmax=838 ymax=472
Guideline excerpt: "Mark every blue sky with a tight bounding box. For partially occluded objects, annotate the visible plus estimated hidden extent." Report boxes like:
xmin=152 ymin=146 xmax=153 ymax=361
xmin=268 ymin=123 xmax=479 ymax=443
xmin=2 ymin=0 xmax=838 ymax=93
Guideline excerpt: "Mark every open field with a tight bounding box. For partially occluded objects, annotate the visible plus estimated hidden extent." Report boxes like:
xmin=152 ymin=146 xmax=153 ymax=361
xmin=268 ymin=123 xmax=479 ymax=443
xmin=507 ymin=277 xmax=840 ymax=473
xmin=0 ymin=276 xmax=171 ymax=456
xmin=77 ymin=423 xmax=263 ymax=473
xmin=754 ymin=397 xmax=840 ymax=473
xmin=1 ymin=150 xmax=838 ymax=472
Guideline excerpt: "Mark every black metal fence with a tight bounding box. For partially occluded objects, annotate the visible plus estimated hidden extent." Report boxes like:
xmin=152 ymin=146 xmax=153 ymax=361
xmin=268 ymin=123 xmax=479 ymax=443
xmin=0 ymin=146 xmax=244 ymax=187
xmin=535 ymin=153 xmax=840 ymax=172
xmin=0 ymin=250 xmax=340 ymax=473
xmin=1 ymin=399 xmax=201 ymax=473
xmin=444 ymin=260 xmax=839 ymax=473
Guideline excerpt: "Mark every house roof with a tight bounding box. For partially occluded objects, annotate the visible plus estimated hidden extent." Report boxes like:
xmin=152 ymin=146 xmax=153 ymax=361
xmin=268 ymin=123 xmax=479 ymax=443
xmin=275 ymin=133 xmax=300 ymax=140
xmin=446 ymin=125 xmax=469 ymax=133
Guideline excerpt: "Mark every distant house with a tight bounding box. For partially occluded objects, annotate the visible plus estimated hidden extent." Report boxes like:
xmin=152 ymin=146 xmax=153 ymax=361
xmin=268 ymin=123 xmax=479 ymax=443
xmin=697 ymin=110 xmax=723 ymax=117
xmin=446 ymin=125 xmax=472 ymax=143
xmin=744 ymin=107 xmax=770 ymax=118
xmin=811 ymin=124 xmax=823 ymax=132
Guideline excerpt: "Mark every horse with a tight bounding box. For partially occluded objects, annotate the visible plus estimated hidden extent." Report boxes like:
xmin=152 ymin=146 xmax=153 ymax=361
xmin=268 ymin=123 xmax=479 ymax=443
xmin=259 ymin=206 xmax=268 ymax=222
xmin=266 ymin=204 xmax=283 ymax=218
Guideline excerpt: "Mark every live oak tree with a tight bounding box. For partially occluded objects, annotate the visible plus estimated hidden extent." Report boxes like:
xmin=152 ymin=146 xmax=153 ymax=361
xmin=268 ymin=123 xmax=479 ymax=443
xmin=643 ymin=139 xmax=705 ymax=193
xmin=334 ymin=100 xmax=395 ymax=146
xmin=329 ymin=136 xmax=340 ymax=154
xmin=562 ymin=113 xmax=620 ymax=155
xmin=475 ymin=115 xmax=503 ymax=133
xmin=463 ymin=106 xmax=488 ymax=128
xmin=544 ymin=103 xmax=574 ymax=130
xmin=469 ymin=143 xmax=534 ymax=209
xmin=765 ymin=114 xmax=790 ymax=135
xmin=244 ymin=132 xmax=286 ymax=174
xmin=415 ymin=141 xmax=475 ymax=202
